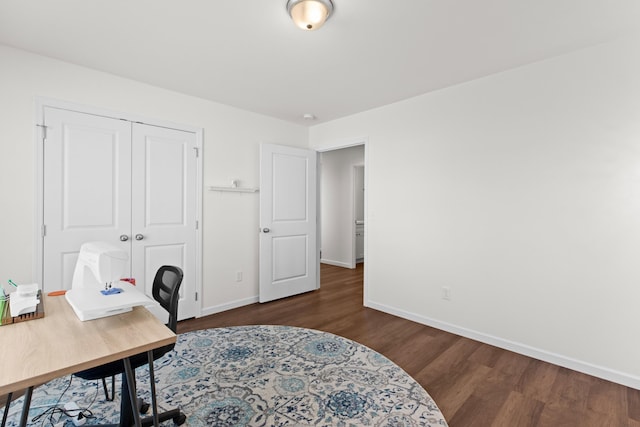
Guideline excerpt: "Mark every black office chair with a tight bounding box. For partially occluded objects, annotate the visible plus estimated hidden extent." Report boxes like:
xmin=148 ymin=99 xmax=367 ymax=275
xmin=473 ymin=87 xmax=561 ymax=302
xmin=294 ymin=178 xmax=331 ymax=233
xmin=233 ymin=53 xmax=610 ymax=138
xmin=74 ymin=265 xmax=186 ymax=426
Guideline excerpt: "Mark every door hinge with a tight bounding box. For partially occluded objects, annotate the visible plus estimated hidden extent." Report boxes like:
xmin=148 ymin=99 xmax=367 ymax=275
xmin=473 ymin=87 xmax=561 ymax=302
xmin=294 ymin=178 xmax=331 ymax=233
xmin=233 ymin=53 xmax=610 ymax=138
xmin=195 ymin=220 xmax=199 ymax=230
xmin=195 ymin=292 xmax=198 ymax=301
xmin=193 ymin=147 xmax=199 ymax=157
xmin=41 ymin=224 xmax=47 ymax=237
xmin=36 ymin=124 xmax=48 ymax=140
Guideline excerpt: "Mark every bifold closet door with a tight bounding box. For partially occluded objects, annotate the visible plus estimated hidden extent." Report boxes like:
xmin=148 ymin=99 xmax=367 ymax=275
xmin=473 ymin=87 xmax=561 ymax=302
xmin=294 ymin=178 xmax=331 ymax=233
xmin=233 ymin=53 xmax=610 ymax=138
xmin=130 ymin=124 xmax=198 ymax=320
xmin=42 ymin=107 xmax=133 ymax=291
xmin=42 ymin=108 xmax=198 ymax=320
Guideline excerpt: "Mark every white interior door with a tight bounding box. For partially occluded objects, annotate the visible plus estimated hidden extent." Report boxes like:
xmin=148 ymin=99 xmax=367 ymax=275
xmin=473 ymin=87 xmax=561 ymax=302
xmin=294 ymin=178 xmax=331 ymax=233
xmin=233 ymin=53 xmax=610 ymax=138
xmin=42 ymin=107 xmax=132 ymax=291
xmin=259 ymin=143 xmax=318 ymax=303
xmin=130 ymin=123 xmax=198 ymax=320
xmin=41 ymin=105 xmax=200 ymax=320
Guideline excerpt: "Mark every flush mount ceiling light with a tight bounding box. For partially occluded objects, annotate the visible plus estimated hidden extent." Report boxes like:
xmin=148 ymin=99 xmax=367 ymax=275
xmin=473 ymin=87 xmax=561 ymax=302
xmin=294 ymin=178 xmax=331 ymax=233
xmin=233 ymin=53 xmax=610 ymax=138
xmin=287 ymin=0 xmax=334 ymax=31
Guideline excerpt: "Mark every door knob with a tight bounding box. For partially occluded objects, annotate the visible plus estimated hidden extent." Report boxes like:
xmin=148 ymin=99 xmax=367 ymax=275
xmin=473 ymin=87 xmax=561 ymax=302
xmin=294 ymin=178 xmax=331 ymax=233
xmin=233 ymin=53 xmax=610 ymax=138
xmin=120 ymin=235 xmax=129 ymax=242
xmin=262 ymin=228 xmax=270 ymax=233
xmin=135 ymin=234 xmax=144 ymax=241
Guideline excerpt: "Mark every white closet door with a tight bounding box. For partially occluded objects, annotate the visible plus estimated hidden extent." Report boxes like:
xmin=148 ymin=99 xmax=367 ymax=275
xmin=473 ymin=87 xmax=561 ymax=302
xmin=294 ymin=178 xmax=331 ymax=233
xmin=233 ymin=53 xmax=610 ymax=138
xmin=42 ymin=107 xmax=132 ymax=291
xmin=130 ymin=124 xmax=198 ymax=320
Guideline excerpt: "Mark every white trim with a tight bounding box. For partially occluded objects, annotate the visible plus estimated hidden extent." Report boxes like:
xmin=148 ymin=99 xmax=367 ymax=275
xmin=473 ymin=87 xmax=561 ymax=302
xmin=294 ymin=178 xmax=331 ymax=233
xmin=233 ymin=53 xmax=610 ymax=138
xmin=34 ymin=96 xmax=202 ymax=133
xmin=200 ymin=296 xmax=259 ymax=317
xmin=193 ymin=127 xmax=204 ymax=319
xmin=352 ymin=165 xmax=365 ymax=268
xmin=33 ymin=101 xmax=45 ymax=286
xmin=366 ymin=300 xmax=640 ymax=390
xmin=315 ymin=136 xmax=368 ymax=152
xmin=349 ymin=165 xmax=356 ymax=269
xmin=34 ymin=97 xmax=204 ymax=319
xmin=321 ymin=259 xmax=353 ymax=269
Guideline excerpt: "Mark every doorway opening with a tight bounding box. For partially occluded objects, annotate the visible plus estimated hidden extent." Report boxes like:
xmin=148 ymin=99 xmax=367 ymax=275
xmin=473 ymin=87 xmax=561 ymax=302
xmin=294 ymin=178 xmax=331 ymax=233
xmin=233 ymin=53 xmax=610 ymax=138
xmin=317 ymin=139 xmax=368 ymax=304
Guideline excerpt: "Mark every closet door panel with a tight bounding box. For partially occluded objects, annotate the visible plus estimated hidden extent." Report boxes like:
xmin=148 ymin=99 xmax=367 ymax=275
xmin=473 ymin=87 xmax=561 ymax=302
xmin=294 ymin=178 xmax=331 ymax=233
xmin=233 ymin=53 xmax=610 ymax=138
xmin=131 ymin=124 xmax=197 ymax=320
xmin=42 ymin=107 xmax=132 ymax=291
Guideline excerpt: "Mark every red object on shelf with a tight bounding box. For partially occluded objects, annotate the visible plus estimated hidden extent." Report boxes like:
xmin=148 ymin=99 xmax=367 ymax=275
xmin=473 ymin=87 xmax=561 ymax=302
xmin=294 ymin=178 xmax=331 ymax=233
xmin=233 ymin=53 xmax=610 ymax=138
xmin=121 ymin=278 xmax=136 ymax=285
xmin=48 ymin=290 xmax=67 ymax=296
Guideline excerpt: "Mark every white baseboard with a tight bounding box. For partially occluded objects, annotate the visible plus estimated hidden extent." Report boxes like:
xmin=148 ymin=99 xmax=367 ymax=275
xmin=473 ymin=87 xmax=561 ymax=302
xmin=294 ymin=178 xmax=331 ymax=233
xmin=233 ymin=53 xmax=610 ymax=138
xmin=365 ymin=299 xmax=640 ymax=390
xmin=200 ymin=295 xmax=259 ymax=317
xmin=321 ymin=259 xmax=353 ymax=269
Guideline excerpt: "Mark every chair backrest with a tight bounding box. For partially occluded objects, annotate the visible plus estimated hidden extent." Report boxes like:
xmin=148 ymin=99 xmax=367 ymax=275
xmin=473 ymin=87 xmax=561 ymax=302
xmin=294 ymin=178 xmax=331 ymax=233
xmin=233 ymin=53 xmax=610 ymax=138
xmin=152 ymin=265 xmax=183 ymax=333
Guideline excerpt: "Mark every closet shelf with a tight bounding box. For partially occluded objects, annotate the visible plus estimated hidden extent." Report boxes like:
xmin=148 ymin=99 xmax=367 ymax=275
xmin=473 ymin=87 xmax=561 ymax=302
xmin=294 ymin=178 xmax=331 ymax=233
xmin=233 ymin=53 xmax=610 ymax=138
xmin=208 ymin=186 xmax=259 ymax=193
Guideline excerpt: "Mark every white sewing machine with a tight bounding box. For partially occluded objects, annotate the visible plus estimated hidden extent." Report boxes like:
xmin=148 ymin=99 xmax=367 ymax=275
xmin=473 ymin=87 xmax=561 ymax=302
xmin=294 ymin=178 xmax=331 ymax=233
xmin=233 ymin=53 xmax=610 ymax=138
xmin=65 ymin=242 xmax=156 ymax=321
xmin=70 ymin=241 xmax=128 ymax=290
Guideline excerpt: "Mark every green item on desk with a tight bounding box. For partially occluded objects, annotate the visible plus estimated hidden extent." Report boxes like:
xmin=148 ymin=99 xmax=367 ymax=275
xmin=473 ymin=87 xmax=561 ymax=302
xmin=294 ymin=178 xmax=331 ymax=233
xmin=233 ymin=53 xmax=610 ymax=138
xmin=0 ymin=298 xmax=5 ymax=325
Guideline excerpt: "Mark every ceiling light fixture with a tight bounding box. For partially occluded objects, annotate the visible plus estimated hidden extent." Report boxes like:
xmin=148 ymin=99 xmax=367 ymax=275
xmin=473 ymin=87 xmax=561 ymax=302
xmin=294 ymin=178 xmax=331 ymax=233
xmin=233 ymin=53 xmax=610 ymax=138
xmin=287 ymin=0 xmax=334 ymax=31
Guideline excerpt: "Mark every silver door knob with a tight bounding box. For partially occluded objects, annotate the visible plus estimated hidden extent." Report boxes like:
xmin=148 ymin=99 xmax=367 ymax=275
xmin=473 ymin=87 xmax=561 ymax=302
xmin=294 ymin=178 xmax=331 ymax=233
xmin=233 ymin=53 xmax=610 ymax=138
xmin=135 ymin=234 xmax=144 ymax=241
xmin=120 ymin=235 xmax=129 ymax=242
xmin=262 ymin=228 xmax=270 ymax=233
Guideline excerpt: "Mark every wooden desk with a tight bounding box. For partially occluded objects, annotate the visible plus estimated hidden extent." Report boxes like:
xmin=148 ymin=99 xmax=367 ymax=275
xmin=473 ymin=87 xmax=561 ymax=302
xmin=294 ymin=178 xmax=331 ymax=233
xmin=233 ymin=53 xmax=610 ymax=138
xmin=0 ymin=294 xmax=176 ymax=426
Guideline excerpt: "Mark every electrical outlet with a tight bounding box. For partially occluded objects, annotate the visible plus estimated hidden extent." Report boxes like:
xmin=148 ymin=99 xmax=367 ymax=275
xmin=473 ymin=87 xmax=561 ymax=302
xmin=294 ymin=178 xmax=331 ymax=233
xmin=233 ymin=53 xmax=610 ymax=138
xmin=236 ymin=271 xmax=243 ymax=282
xmin=442 ymin=286 xmax=451 ymax=301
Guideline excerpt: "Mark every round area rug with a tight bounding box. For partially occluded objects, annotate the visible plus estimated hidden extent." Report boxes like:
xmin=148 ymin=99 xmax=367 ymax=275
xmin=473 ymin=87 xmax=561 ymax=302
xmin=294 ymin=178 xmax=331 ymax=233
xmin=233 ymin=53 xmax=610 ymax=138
xmin=6 ymin=325 xmax=448 ymax=426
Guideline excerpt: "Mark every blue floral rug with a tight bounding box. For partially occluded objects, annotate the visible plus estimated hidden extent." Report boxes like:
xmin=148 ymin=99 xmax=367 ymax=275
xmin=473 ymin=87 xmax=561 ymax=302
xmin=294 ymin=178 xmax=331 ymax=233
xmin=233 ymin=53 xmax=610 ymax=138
xmin=6 ymin=325 xmax=448 ymax=426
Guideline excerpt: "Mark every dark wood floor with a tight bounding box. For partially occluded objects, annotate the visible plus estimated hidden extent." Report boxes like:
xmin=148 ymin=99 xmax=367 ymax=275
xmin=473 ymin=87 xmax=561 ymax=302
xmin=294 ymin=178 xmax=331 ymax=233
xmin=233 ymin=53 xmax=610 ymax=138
xmin=178 ymin=263 xmax=640 ymax=426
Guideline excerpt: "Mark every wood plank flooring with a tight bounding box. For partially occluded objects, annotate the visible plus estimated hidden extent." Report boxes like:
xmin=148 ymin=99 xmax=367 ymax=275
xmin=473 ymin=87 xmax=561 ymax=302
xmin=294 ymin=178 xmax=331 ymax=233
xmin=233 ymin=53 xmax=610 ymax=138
xmin=178 ymin=263 xmax=640 ymax=426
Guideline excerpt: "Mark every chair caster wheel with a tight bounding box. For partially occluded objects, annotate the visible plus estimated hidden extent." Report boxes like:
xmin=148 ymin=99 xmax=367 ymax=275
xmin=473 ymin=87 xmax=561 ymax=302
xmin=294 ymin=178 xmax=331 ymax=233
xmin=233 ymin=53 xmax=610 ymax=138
xmin=139 ymin=402 xmax=150 ymax=414
xmin=137 ymin=397 xmax=150 ymax=414
xmin=173 ymin=413 xmax=186 ymax=425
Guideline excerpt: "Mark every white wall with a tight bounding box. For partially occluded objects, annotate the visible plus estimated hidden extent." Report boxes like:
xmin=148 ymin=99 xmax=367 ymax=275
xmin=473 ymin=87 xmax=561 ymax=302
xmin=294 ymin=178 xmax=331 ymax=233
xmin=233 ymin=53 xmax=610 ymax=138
xmin=320 ymin=146 xmax=364 ymax=267
xmin=309 ymin=34 xmax=640 ymax=388
xmin=0 ymin=44 xmax=308 ymax=314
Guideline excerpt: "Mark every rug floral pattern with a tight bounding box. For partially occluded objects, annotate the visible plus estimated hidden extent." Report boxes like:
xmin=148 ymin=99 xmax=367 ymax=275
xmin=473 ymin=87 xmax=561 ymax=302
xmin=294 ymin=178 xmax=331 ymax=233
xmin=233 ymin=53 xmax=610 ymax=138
xmin=7 ymin=325 xmax=448 ymax=426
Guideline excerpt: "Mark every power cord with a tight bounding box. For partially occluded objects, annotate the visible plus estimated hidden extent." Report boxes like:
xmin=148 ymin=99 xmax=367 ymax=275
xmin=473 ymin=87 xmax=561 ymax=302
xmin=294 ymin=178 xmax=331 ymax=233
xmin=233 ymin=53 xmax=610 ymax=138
xmin=29 ymin=376 xmax=97 ymax=427
xmin=30 ymin=375 xmax=73 ymax=427
xmin=31 ymin=405 xmax=94 ymax=426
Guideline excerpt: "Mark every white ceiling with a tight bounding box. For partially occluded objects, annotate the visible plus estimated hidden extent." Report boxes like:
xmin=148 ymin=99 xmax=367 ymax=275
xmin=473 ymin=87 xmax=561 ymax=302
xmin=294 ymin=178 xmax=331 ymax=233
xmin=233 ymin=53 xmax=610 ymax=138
xmin=1 ymin=0 xmax=639 ymax=126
